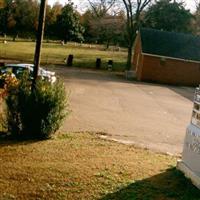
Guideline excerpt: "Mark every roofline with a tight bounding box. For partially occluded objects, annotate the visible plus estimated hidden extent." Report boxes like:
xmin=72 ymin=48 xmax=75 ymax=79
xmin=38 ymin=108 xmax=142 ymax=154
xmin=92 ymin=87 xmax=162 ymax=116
xmin=142 ymin=52 xmax=200 ymax=64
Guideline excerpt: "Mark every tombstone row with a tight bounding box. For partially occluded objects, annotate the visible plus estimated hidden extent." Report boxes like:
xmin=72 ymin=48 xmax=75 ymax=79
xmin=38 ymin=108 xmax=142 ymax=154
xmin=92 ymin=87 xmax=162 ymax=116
xmin=65 ymin=54 xmax=113 ymax=70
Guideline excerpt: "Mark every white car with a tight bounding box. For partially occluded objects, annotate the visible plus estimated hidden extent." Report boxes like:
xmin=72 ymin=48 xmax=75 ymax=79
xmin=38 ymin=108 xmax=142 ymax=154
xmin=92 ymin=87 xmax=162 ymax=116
xmin=1 ymin=63 xmax=57 ymax=83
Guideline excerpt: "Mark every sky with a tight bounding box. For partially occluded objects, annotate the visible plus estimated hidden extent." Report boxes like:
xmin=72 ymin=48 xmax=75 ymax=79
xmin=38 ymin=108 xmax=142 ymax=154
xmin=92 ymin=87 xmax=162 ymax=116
xmin=48 ymin=0 xmax=88 ymax=12
xmin=48 ymin=0 xmax=197 ymax=12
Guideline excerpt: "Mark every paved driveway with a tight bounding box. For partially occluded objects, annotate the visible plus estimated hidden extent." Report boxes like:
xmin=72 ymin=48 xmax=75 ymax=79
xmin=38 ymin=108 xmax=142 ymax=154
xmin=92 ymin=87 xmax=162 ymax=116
xmin=56 ymin=67 xmax=194 ymax=155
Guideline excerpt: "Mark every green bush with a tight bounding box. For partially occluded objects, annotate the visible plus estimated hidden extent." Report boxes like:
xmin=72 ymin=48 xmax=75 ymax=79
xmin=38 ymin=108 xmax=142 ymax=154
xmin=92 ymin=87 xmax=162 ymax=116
xmin=5 ymin=74 xmax=68 ymax=139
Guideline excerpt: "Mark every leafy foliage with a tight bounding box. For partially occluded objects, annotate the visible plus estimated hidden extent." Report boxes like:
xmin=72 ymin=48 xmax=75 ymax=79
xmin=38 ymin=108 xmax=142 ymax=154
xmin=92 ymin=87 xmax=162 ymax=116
xmin=5 ymin=73 xmax=68 ymax=139
xmin=0 ymin=0 xmax=84 ymax=42
xmin=0 ymin=0 xmax=13 ymax=35
xmin=0 ymin=0 xmax=5 ymax=8
xmin=45 ymin=2 xmax=62 ymax=38
xmin=143 ymin=0 xmax=193 ymax=33
xmin=82 ymin=9 xmax=126 ymax=47
xmin=193 ymin=2 xmax=200 ymax=35
xmin=56 ymin=2 xmax=85 ymax=43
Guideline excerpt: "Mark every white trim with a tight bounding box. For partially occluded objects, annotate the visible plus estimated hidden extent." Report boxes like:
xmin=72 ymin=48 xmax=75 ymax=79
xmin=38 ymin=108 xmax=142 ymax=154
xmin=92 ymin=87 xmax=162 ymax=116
xmin=142 ymin=52 xmax=200 ymax=64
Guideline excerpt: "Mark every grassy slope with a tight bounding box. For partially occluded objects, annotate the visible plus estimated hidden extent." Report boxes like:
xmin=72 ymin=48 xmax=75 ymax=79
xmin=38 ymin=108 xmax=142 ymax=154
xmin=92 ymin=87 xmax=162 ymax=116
xmin=0 ymin=42 xmax=127 ymax=71
xmin=0 ymin=132 xmax=199 ymax=200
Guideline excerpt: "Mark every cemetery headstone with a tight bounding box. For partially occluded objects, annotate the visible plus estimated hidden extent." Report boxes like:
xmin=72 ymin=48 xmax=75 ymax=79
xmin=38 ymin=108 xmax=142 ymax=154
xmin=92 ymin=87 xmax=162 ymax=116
xmin=108 ymin=60 xmax=113 ymax=71
xmin=67 ymin=55 xmax=74 ymax=66
xmin=96 ymin=58 xmax=101 ymax=69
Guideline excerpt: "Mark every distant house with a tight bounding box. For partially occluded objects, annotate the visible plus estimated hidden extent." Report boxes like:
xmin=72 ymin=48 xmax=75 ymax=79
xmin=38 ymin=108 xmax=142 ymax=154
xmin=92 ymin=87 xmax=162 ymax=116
xmin=133 ymin=28 xmax=200 ymax=86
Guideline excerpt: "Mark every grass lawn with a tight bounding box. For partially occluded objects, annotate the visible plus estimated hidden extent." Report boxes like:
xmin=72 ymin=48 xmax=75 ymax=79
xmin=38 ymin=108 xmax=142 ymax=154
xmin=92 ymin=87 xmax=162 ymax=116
xmin=0 ymin=132 xmax=199 ymax=200
xmin=0 ymin=41 xmax=127 ymax=71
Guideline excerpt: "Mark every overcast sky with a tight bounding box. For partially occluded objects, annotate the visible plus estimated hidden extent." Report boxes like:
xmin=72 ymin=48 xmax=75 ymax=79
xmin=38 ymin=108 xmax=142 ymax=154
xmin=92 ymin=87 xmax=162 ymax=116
xmin=48 ymin=0 xmax=197 ymax=12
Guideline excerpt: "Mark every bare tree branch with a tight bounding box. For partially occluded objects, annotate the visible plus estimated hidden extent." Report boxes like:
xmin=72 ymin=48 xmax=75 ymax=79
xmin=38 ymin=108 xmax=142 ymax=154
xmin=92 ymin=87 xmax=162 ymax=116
xmin=122 ymin=0 xmax=152 ymax=70
xmin=87 ymin=0 xmax=116 ymax=17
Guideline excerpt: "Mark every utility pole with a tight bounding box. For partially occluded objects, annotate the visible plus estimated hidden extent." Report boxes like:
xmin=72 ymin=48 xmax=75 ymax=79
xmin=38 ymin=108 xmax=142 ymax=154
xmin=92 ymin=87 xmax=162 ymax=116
xmin=32 ymin=0 xmax=47 ymax=91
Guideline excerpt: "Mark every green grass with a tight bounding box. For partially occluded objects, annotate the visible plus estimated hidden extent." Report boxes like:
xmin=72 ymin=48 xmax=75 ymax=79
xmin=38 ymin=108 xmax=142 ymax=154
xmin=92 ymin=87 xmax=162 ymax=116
xmin=0 ymin=41 xmax=127 ymax=71
xmin=0 ymin=132 xmax=199 ymax=200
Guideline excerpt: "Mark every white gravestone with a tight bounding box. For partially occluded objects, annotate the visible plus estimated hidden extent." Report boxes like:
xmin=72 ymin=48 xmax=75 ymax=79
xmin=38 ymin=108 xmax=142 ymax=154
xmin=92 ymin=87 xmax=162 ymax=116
xmin=177 ymin=86 xmax=200 ymax=189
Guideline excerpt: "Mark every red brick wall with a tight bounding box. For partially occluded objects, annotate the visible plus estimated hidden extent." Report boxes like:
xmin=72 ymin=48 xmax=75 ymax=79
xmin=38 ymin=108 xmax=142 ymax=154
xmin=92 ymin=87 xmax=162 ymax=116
xmin=140 ymin=54 xmax=200 ymax=86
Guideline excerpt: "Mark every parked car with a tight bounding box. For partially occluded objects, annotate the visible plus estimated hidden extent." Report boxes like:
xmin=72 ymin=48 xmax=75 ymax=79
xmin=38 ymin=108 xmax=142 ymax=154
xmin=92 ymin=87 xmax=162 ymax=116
xmin=0 ymin=63 xmax=57 ymax=84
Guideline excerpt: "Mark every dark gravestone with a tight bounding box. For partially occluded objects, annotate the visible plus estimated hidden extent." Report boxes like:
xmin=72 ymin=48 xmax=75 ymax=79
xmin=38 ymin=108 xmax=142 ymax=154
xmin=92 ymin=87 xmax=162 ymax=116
xmin=0 ymin=62 xmax=5 ymax=67
xmin=96 ymin=58 xmax=101 ymax=69
xmin=67 ymin=55 xmax=74 ymax=66
xmin=108 ymin=60 xmax=113 ymax=71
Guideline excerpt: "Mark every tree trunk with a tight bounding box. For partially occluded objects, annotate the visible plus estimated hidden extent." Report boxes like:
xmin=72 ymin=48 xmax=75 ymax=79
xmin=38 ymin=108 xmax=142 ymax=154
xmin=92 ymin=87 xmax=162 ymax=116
xmin=126 ymin=24 xmax=137 ymax=70
xmin=106 ymin=40 xmax=110 ymax=50
xmin=126 ymin=44 xmax=133 ymax=70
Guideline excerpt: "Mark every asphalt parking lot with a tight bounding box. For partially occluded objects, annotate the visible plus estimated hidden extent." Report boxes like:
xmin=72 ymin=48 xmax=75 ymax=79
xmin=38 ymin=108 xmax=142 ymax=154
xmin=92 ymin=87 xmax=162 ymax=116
xmin=56 ymin=67 xmax=194 ymax=155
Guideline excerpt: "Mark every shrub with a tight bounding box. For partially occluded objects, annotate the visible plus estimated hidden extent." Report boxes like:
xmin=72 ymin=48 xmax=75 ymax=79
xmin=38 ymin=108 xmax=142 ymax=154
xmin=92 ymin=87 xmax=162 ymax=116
xmin=0 ymin=73 xmax=17 ymax=88
xmin=5 ymin=73 xmax=68 ymax=139
xmin=0 ymin=89 xmax=7 ymax=133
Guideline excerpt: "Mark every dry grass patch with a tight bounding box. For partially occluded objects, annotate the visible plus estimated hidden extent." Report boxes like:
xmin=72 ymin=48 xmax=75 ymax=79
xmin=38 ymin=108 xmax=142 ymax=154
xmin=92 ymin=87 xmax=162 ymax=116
xmin=0 ymin=132 xmax=199 ymax=200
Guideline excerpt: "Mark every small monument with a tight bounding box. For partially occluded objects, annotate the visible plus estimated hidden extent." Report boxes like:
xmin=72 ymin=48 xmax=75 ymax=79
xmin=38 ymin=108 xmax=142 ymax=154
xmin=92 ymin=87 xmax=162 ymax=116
xmin=177 ymin=86 xmax=200 ymax=189
xmin=108 ymin=60 xmax=113 ymax=71
xmin=96 ymin=58 xmax=101 ymax=69
xmin=66 ymin=55 xmax=74 ymax=67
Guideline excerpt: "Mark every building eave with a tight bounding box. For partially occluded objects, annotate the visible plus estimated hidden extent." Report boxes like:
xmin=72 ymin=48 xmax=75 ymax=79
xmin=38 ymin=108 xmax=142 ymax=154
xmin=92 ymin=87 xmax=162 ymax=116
xmin=142 ymin=52 xmax=200 ymax=64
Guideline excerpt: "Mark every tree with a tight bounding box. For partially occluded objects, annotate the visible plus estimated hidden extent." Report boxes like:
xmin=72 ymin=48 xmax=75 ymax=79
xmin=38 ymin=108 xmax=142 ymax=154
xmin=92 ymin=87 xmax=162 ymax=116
xmin=85 ymin=0 xmax=125 ymax=47
xmin=143 ymin=0 xmax=193 ymax=33
xmin=193 ymin=0 xmax=200 ymax=35
xmin=80 ymin=9 xmax=94 ymax=41
xmin=56 ymin=2 xmax=84 ymax=43
xmin=0 ymin=0 xmax=13 ymax=35
xmin=88 ymin=13 xmax=125 ymax=48
xmin=0 ymin=0 xmax=39 ymax=38
xmin=0 ymin=0 xmax=5 ymax=8
xmin=45 ymin=2 xmax=62 ymax=38
xmin=88 ymin=0 xmax=116 ymax=17
xmin=122 ymin=0 xmax=152 ymax=70
xmin=11 ymin=0 xmax=39 ymax=38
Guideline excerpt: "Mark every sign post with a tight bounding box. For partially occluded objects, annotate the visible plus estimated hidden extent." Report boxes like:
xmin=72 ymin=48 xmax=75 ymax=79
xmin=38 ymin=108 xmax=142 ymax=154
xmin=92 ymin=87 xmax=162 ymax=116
xmin=177 ymin=86 xmax=200 ymax=189
xmin=32 ymin=0 xmax=47 ymax=91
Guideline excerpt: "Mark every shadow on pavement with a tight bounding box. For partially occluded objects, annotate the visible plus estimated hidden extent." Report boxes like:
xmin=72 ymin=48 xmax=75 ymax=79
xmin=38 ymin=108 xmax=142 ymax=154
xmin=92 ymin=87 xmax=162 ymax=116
xmin=101 ymin=168 xmax=200 ymax=200
xmin=55 ymin=67 xmax=134 ymax=83
xmin=56 ymin=67 xmax=195 ymax=101
xmin=135 ymin=80 xmax=195 ymax=102
xmin=168 ymin=86 xmax=195 ymax=102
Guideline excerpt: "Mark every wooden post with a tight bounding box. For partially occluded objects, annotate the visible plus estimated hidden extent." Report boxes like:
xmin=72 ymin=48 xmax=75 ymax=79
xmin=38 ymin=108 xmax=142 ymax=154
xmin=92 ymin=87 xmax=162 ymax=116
xmin=32 ymin=0 xmax=47 ymax=91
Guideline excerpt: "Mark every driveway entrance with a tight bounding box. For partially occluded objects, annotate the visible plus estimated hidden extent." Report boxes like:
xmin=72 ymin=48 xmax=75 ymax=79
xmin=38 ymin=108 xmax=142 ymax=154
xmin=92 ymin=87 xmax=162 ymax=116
xmin=57 ymin=67 xmax=194 ymax=155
